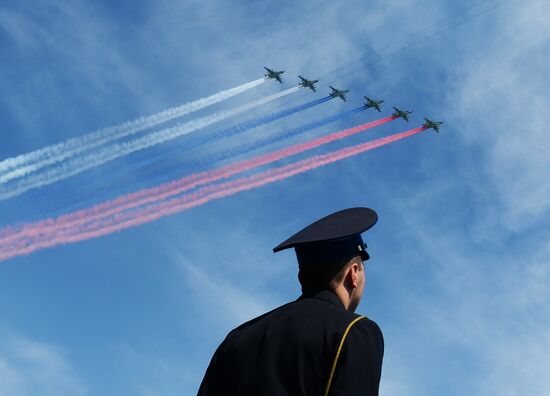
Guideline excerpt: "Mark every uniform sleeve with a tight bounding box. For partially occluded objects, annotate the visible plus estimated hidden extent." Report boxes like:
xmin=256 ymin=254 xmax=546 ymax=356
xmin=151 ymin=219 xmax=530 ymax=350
xmin=327 ymin=318 xmax=384 ymax=396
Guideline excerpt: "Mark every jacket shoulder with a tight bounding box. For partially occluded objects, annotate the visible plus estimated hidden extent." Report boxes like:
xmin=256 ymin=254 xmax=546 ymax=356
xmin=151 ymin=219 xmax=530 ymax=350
xmin=327 ymin=316 xmax=384 ymax=395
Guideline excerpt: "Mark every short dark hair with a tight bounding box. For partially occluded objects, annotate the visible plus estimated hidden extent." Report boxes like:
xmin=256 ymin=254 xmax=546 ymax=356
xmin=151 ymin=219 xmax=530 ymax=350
xmin=297 ymin=255 xmax=362 ymax=295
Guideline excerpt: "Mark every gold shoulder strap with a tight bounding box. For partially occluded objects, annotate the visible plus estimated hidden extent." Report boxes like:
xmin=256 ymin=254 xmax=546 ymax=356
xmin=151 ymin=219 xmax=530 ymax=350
xmin=324 ymin=316 xmax=366 ymax=396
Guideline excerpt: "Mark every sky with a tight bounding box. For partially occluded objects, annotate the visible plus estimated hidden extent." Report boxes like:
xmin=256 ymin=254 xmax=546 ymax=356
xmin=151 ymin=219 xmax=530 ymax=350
xmin=0 ymin=0 xmax=549 ymax=394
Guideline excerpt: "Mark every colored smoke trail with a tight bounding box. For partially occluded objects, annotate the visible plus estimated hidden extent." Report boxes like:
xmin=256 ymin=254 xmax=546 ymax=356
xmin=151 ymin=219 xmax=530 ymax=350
xmin=0 ymin=78 xmax=265 ymax=183
xmin=0 ymin=116 xmax=396 ymax=245
xmin=0 ymin=86 xmax=299 ymax=201
xmin=198 ymin=106 xmax=365 ymax=166
xmin=0 ymin=127 xmax=425 ymax=261
xmin=42 ymin=96 xmax=334 ymax=213
xmin=88 ymin=127 xmax=427 ymax=234
xmin=109 ymin=96 xmax=334 ymax=182
xmin=185 ymin=96 xmax=333 ymax=149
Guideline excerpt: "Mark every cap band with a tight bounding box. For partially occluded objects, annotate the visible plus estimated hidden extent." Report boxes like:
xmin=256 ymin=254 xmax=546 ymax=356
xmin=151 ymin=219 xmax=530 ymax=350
xmin=295 ymin=235 xmax=369 ymax=266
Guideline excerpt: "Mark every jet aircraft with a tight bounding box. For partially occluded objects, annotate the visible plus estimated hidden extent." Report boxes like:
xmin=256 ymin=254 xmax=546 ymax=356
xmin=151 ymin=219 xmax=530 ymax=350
xmin=364 ymin=96 xmax=384 ymax=112
xmin=329 ymin=86 xmax=349 ymax=101
xmin=423 ymin=117 xmax=444 ymax=133
xmin=264 ymin=67 xmax=284 ymax=83
xmin=298 ymin=76 xmax=319 ymax=92
xmin=392 ymin=107 xmax=412 ymax=122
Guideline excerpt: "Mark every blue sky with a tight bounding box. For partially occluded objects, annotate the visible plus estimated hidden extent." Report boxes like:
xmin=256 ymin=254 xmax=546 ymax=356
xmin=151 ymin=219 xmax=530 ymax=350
xmin=1 ymin=0 xmax=549 ymax=394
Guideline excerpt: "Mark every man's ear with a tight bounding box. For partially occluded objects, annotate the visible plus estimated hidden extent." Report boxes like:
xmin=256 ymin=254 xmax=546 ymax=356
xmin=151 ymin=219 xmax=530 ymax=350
xmin=345 ymin=262 xmax=360 ymax=289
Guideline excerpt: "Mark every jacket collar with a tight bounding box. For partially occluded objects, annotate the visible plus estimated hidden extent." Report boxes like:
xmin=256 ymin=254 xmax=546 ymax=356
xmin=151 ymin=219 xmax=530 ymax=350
xmin=298 ymin=289 xmax=346 ymax=310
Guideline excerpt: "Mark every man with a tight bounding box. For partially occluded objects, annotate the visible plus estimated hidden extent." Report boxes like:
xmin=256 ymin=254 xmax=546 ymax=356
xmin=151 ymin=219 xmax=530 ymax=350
xmin=197 ymin=207 xmax=384 ymax=395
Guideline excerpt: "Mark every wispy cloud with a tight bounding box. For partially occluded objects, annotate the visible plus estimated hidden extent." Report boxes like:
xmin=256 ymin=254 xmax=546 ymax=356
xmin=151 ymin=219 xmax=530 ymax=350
xmin=382 ymin=179 xmax=550 ymax=394
xmin=0 ymin=8 xmax=46 ymax=52
xmin=0 ymin=328 xmax=86 ymax=395
xmin=177 ymin=255 xmax=270 ymax=326
xmin=0 ymin=0 xmax=175 ymax=147
xmin=453 ymin=0 xmax=550 ymax=230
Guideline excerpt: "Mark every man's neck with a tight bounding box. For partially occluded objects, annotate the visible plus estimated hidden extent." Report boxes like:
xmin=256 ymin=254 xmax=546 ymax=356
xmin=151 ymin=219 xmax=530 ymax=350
xmin=333 ymin=284 xmax=352 ymax=310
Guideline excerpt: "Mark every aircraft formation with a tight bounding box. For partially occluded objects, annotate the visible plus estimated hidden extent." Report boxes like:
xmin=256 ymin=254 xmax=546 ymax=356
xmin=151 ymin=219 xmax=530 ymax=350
xmin=0 ymin=66 xmax=445 ymax=261
xmin=265 ymin=66 xmax=443 ymax=132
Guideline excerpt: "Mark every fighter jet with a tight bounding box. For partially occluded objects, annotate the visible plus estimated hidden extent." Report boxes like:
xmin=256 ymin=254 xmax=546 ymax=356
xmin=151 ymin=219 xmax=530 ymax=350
xmin=364 ymin=96 xmax=384 ymax=112
xmin=298 ymin=76 xmax=319 ymax=92
xmin=392 ymin=107 xmax=412 ymax=122
xmin=264 ymin=67 xmax=284 ymax=83
xmin=423 ymin=117 xmax=444 ymax=133
xmin=329 ymin=86 xmax=349 ymax=101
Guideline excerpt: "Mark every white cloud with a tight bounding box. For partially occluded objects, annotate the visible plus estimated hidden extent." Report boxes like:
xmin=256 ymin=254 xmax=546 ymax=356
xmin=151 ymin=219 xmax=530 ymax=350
xmin=382 ymin=181 xmax=550 ymax=394
xmin=0 ymin=8 xmax=46 ymax=52
xmin=453 ymin=0 xmax=550 ymax=230
xmin=0 ymin=328 xmax=86 ymax=396
xmin=0 ymin=0 xmax=166 ymax=146
xmin=174 ymin=253 xmax=271 ymax=326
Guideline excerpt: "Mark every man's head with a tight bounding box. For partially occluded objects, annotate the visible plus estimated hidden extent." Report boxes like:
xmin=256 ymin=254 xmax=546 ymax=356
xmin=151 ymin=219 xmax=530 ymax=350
xmin=297 ymin=254 xmax=365 ymax=311
xmin=273 ymin=207 xmax=377 ymax=311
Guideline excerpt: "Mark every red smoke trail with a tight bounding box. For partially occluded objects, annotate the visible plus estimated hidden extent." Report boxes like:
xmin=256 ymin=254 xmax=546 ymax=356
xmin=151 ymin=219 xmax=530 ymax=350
xmin=0 ymin=116 xmax=396 ymax=244
xmin=0 ymin=127 xmax=425 ymax=261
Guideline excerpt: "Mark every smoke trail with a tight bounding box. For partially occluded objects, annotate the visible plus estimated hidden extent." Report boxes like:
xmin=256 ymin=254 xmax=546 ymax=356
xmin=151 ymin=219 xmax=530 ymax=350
xmin=191 ymin=96 xmax=332 ymax=147
xmin=104 ymin=96 xmax=334 ymax=184
xmin=0 ymin=116 xmax=395 ymax=245
xmin=0 ymin=127 xmax=426 ymax=261
xmin=0 ymin=79 xmax=266 ymax=182
xmin=0 ymin=86 xmax=299 ymax=201
xmin=105 ymin=115 xmax=397 ymax=216
xmin=198 ymin=106 xmax=365 ymax=166
xmin=133 ymin=102 xmax=359 ymax=189
xmin=87 ymin=126 xmax=427 ymax=234
xmin=29 ymin=96 xmax=334 ymax=217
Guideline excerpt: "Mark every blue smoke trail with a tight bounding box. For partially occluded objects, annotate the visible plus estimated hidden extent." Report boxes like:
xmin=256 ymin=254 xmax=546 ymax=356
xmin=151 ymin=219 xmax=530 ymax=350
xmin=121 ymin=96 xmax=333 ymax=176
xmin=196 ymin=106 xmax=366 ymax=167
xmin=51 ymin=96 xmax=334 ymax=213
xmin=189 ymin=95 xmax=333 ymax=148
xmin=141 ymin=106 xmax=365 ymax=189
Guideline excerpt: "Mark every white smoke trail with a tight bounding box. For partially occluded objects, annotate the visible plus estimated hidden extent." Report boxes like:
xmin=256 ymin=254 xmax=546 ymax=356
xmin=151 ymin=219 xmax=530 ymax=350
xmin=0 ymin=86 xmax=299 ymax=201
xmin=0 ymin=78 xmax=266 ymax=183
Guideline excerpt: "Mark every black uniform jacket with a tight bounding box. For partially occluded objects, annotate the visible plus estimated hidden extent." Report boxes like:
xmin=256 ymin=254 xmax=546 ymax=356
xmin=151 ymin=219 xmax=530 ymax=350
xmin=197 ymin=290 xmax=384 ymax=396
